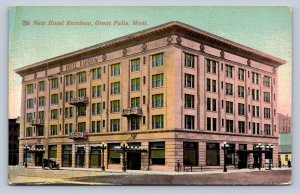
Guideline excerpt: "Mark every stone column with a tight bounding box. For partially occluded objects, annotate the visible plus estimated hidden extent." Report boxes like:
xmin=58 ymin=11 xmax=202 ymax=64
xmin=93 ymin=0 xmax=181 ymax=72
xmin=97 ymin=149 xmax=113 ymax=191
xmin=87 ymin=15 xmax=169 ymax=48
xmin=85 ymin=144 xmax=90 ymax=168
xmin=141 ymin=141 xmax=148 ymax=171
xmin=72 ymin=144 xmax=76 ymax=168
xmin=56 ymin=144 xmax=62 ymax=165
xmin=199 ymin=141 xmax=206 ymax=167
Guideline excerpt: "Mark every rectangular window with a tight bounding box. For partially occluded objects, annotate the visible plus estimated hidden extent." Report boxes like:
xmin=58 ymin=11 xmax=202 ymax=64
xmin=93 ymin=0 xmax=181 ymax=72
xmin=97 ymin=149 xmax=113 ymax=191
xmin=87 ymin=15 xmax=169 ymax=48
xmin=152 ymin=115 xmax=164 ymax=129
xmin=38 ymin=81 xmax=45 ymax=91
xmin=51 ymin=94 xmax=59 ymax=105
xmin=226 ymin=65 xmax=233 ymax=78
xmin=238 ymin=103 xmax=245 ymax=115
xmin=185 ymin=53 xmax=195 ymax=68
xmin=111 ymin=63 xmax=121 ymax=76
xmin=252 ymin=89 xmax=260 ymax=101
xmin=62 ymin=145 xmax=72 ymax=167
xmin=238 ymin=121 xmax=245 ymax=133
xmin=111 ymin=82 xmax=121 ymax=94
xmin=149 ymin=142 xmax=165 ymax=165
xmin=48 ymin=145 xmax=57 ymax=161
xmin=184 ymin=73 xmax=194 ymax=88
xmin=184 ymin=115 xmax=195 ymax=129
xmin=226 ymin=120 xmax=234 ymax=133
xmin=110 ymin=119 xmax=120 ymax=132
xmin=226 ymin=83 xmax=233 ymax=95
xmin=26 ymin=112 xmax=34 ymax=122
xmin=91 ymin=121 xmax=101 ymax=133
xmin=252 ymin=106 xmax=260 ymax=117
xmin=92 ymin=67 xmax=101 ymax=80
xmin=184 ymin=94 xmax=194 ymax=109
xmin=50 ymin=125 xmax=58 ymax=136
xmin=65 ymin=91 xmax=74 ymax=102
xmin=207 ymin=79 xmax=217 ymax=92
xmin=65 ymin=74 xmax=75 ymax=86
xmin=238 ymin=69 xmax=245 ymax=81
xmin=77 ymin=122 xmax=86 ymax=132
xmin=207 ymin=98 xmax=217 ymax=112
xmin=264 ymin=124 xmax=271 ymax=135
xmin=78 ymin=88 xmax=86 ymax=98
xmin=252 ymin=72 xmax=260 ymax=84
xmin=252 ymin=123 xmax=260 ymax=135
xmin=131 ymin=58 xmax=140 ymax=72
xmin=38 ymin=111 xmax=45 ymax=120
xmin=183 ymin=142 xmax=198 ymax=166
xmin=143 ymin=76 xmax=146 ymax=85
xmin=226 ymin=101 xmax=234 ymax=114
xmin=206 ymin=59 xmax=217 ymax=74
xmin=108 ymin=143 xmax=121 ymax=164
xmin=131 ymin=78 xmax=141 ymax=91
xmin=111 ymin=100 xmax=120 ymax=113
xmin=152 ymin=94 xmax=164 ymax=108
xmin=152 ymin=73 xmax=164 ymax=88
xmin=25 ymin=127 xmax=33 ymax=137
xmin=264 ymin=108 xmax=271 ymax=119
xmin=131 ymin=97 xmax=141 ymax=108
xmin=238 ymin=86 xmax=245 ymax=98
xmin=51 ymin=78 xmax=58 ymax=89
xmin=207 ymin=117 xmax=217 ymax=131
xmin=263 ymin=76 xmax=271 ymax=87
xmin=64 ymin=107 xmax=73 ymax=118
xmin=27 ymin=98 xmax=34 ymax=109
xmin=131 ymin=117 xmax=140 ymax=130
xmin=264 ymin=92 xmax=271 ymax=103
xmin=152 ymin=53 xmax=164 ymax=67
xmin=64 ymin=123 xmax=73 ymax=135
xmin=51 ymin=109 xmax=58 ymax=120
xmin=206 ymin=143 xmax=220 ymax=166
xmin=92 ymin=85 xmax=101 ymax=98
xmin=92 ymin=103 xmax=102 ymax=115
xmin=78 ymin=105 xmax=86 ymax=116
xmin=27 ymin=84 xmax=34 ymax=94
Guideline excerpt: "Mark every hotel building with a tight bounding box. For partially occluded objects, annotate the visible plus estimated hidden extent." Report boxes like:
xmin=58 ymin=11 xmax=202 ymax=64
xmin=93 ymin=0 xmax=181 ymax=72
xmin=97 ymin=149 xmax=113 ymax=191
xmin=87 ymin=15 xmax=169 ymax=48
xmin=15 ymin=21 xmax=285 ymax=171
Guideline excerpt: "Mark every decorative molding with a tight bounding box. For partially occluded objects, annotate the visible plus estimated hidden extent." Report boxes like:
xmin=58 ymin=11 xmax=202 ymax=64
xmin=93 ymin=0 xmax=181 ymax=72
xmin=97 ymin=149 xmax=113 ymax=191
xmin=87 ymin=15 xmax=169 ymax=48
xmin=247 ymin=59 xmax=251 ymax=66
xmin=142 ymin=43 xmax=147 ymax=52
xmin=200 ymin=43 xmax=205 ymax=52
xmin=176 ymin=36 xmax=182 ymax=45
xmin=122 ymin=48 xmax=128 ymax=56
xmin=220 ymin=50 xmax=225 ymax=59
xmin=167 ymin=36 xmax=173 ymax=46
xmin=45 ymin=70 xmax=47 ymax=76
xmin=34 ymin=73 xmax=37 ymax=79
xmin=102 ymin=54 xmax=107 ymax=62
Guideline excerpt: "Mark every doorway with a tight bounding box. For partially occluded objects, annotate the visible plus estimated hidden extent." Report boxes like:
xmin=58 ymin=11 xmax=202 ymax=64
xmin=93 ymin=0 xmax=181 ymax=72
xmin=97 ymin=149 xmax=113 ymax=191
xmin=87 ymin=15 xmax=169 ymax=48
xmin=76 ymin=147 xmax=85 ymax=168
xmin=238 ymin=144 xmax=248 ymax=169
xmin=35 ymin=152 xmax=44 ymax=166
xmin=127 ymin=152 xmax=141 ymax=170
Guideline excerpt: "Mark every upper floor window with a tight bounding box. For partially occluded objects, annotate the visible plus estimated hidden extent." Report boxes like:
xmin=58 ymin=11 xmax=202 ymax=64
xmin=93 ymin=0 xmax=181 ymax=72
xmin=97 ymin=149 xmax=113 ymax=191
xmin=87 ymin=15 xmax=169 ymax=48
xmin=152 ymin=115 xmax=164 ymax=129
xmin=91 ymin=121 xmax=101 ymax=133
xmin=184 ymin=115 xmax=195 ymax=129
xmin=226 ymin=120 xmax=234 ymax=133
xmin=131 ymin=97 xmax=141 ymax=108
xmin=131 ymin=117 xmax=140 ymax=131
xmin=50 ymin=125 xmax=58 ymax=136
xmin=238 ymin=121 xmax=246 ymax=133
xmin=27 ymin=84 xmax=34 ymax=94
xmin=78 ymin=71 xmax=86 ymax=83
xmin=65 ymin=74 xmax=75 ymax=86
xmin=264 ymin=92 xmax=271 ymax=103
xmin=252 ymin=123 xmax=260 ymax=135
xmin=27 ymin=98 xmax=34 ymax=109
xmin=264 ymin=108 xmax=271 ymax=119
xmin=51 ymin=78 xmax=58 ymax=89
xmin=225 ymin=83 xmax=233 ymax=95
xmin=38 ymin=96 xmax=45 ymax=107
xmin=207 ymin=78 xmax=217 ymax=92
xmin=238 ymin=86 xmax=245 ymax=98
xmin=238 ymin=69 xmax=245 ymax=81
xmin=263 ymin=76 xmax=271 ymax=87
xmin=252 ymin=72 xmax=260 ymax=84
xmin=111 ymin=63 xmax=121 ymax=76
xmin=252 ymin=89 xmax=260 ymax=101
xmin=238 ymin=103 xmax=245 ymax=115
xmin=226 ymin=101 xmax=234 ymax=114
xmin=264 ymin=124 xmax=272 ymax=135
xmin=78 ymin=88 xmax=86 ymax=98
xmin=110 ymin=119 xmax=120 ymax=132
xmin=92 ymin=85 xmax=101 ymax=98
xmin=131 ymin=58 xmax=140 ymax=72
xmin=92 ymin=103 xmax=102 ymax=115
xmin=184 ymin=73 xmax=194 ymax=88
xmin=207 ymin=98 xmax=217 ymax=112
xmin=206 ymin=59 xmax=217 ymax=74
xmin=65 ymin=107 xmax=73 ymax=118
xmin=226 ymin=65 xmax=233 ymax=78
xmin=26 ymin=112 xmax=34 ymax=122
xmin=131 ymin=78 xmax=141 ymax=91
xmin=152 ymin=53 xmax=164 ymax=67
xmin=38 ymin=111 xmax=45 ymax=120
xmin=111 ymin=100 xmax=120 ymax=113
xmin=152 ymin=94 xmax=164 ymax=108
xmin=111 ymin=82 xmax=121 ymax=94
xmin=65 ymin=123 xmax=73 ymax=135
xmin=78 ymin=122 xmax=86 ymax=132
xmin=185 ymin=53 xmax=195 ymax=68
xmin=78 ymin=105 xmax=86 ymax=116
xmin=152 ymin=73 xmax=164 ymax=88
xmin=207 ymin=117 xmax=217 ymax=131
xmin=26 ymin=127 xmax=33 ymax=137
xmin=38 ymin=81 xmax=45 ymax=92
xmin=184 ymin=94 xmax=194 ymax=109
xmin=252 ymin=106 xmax=260 ymax=117
xmin=92 ymin=67 xmax=101 ymax=80
xmin=51 ymin=94 xmax=59 ymax=105
xmin=65 ymin=91 xmax=74 ymax=102
xmin=51 ymin=109 xmax=58 ymax=120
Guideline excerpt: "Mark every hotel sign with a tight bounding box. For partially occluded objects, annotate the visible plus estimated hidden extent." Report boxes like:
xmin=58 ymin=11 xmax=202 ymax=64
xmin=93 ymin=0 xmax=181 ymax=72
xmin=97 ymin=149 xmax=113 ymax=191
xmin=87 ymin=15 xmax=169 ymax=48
xmin=65 ymin=56 xmax=100 ymax=71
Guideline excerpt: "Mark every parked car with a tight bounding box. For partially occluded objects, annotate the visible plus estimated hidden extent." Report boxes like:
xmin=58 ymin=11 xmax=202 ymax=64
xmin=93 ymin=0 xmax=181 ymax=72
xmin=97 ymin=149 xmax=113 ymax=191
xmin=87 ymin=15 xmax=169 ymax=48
xmin=42 ymin=159 xmax=60 ymax=170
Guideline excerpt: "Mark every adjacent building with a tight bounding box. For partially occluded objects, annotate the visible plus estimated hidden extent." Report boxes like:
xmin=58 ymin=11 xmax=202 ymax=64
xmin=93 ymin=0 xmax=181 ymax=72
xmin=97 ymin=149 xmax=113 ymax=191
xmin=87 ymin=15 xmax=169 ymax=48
xmin=9 ymin=117 xmax=20 ymax=165
xmin=15 ymin=21 xmax=285 ymax=171
xmin=277 ymin=113 xmax=292 ymax=134
xmin=279 ymin=133 xmax=292 ymax=166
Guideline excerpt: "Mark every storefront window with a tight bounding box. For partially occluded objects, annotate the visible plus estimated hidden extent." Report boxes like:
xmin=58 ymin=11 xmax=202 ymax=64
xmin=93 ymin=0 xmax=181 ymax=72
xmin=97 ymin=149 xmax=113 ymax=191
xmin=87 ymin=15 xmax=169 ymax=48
xmin=108 ymin=143 xmax=120 ymax=164
xmin=149 ymin=142 xmax=165 ymax=165
xmin=183 ymin=142 xmax=198 ymax=166
xmin=62 ymin=145 xmax=72 ymax=167
xmin=206 ymin=143 xmax=220 ymax=166
xmin=226 ymin=144 xmax=236 ymax=165
xmin=75 ymin=146 xmax=85 ymax=168
xmin=48 ymin=145 xmax=57 ymax=161
xmin=90 ymin=146 xmax=101 ymax=168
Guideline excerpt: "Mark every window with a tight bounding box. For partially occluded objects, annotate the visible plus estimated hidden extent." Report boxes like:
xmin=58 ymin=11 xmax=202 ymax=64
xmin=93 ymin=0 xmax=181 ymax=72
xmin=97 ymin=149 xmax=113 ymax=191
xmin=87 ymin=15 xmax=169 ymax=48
xmin=206 ymin=143 xmax=220 ymax=166
xmin=152 ymin=53 xmax=164 ymax=67
xmin=185 ymin=115 xmax=195 ymax=129
xmin=26 ymin=112 xmax=34 ymax=122
xmin=131 ymin=117 xmax=140 ymax=130
xmin=25 ymin=127 xmax=33 ymax=137
xmin=152 ymin=115 xmax=164 ymax=129
xmin=238 ymin=121 xmax=246 ymax=133
xmin=111 ymin=63 xmax=121 ymax=76
xmin=264 ymin=92 xmax=271 ymax=103
xmin=78 ymin=88 xmax=86 ymax=98
xmin=252 ymin=89 xmax=260 ymax=101
xmin=226 ymin=83 xmax=233 ymax=95
xmin=48 ymin=145 xmax=57 ymax=161
xmin=92 ymin=103 xmax=102 ymax=115
xmin=131 ymin=58 xmax=140 ymax=72
xmin=92 ymin=67 xmax=101 ymax=80
xmin=152 ymin=94 xmax=164 ymax=108
xmin=252 ymin=72 xmax=260 ymax=84
xmin=92 ymin=85 xmax=101 ymax=98
xmin=183 ymin=142 xmax=198 ymax=166
xmin=226 ymin=65 xmax=233 ymax=78
xmin=27 ymin=98 xmax=34 ymax=109
xmin=184 ymin=94 xmax=194 ymax=109
xmin=263 ymin=76 xmax=271 ymax=87
xmin=65 ymin=74 xmax=75 ymax=86
xmin=226 ymin=144 xmax=236 ymax=165
xmin=111 ymin=82 xmax=121 ymax=94
xmin=111 ymin=100 xmax=120 ymax=113
xmin=65 ymin=91 xmax=74 ymax=102
xmin=38 ymin=96 xmax=45 ymax=107
xmin=131 ymin=78 xmax=141 ymax=91
xmin=38 ymin=111 xmax=45 ymax=120
xmin=65 ymin=107 xmax=73 ymax=118
xmin=110 ymin=119 xmax=120 ymax=132
xmin=207 ymin=117 xmax=217 ymax=131
xmin=51 ymin=94 xmax=59 ymax=105
xmin=152 ymin=73 xmax=164 ymax=88
xmin=264 ymin=108 xmax=271 ymax=119
xmin=64 ymin=123 xmax=73 ymax=135
xmin=238 ymin=86 xmax=245 ymax=98
xmin=264 ymin=124 xmax=271 ymax=135
xmin=143 ymin=76 xmax=146 ymax=84
xmin=91 ymin=121 xmax=101 ymax=133
xmin=38 ymin=81 xmax=45 ymax=91
xmin=50 ymin=125 xmax=58 ymax=136
xmin=185 ymin=53 xmax=194 ymax=68
xmin=143 ymin=116 xmax=146 ymax=125
xmin=252 ymin=106 xmax=260 ymax=117
xmin=108 ymin=143 xmax=121 ymax=164
xmin=51 ymin=78 xmax=58 ymax=89
xmin=226 ymin=101 xmax=234 ymax=114
xmin=184 ymin=73 xmax=194 ymax=88
xmin=149 ymin=142 xmax=165 ymax=165
xmin=77 ymin=122 xmax=86 ymax=132
xmin=238 ymin=103 xmax=245 ymax=115
xmin=131 ymin=97 xmax=141 ymax=108
xmin=252 ymin=123 xmax=260 ymax=135
xmin=207 ymin=78 xmax=217 ymax=92
xmin=238 ymin=69 xmax=245 ymax=81
xmin=206 ymin=59 xmax=217 ymax=74
xmin=207 ymin=98 xmax=217 ymax=111
xmin=78 ymin=105 xmax=86 ymax=116
xmin=226 ymin=120 xmax=234 ymax=133
xmin=51 ymin=109 xmax=58 ymax=120
xmin=27 ymin=84 xmax=34 ymax=94
xmin=62 ymin=145 xmax=72 ymax=167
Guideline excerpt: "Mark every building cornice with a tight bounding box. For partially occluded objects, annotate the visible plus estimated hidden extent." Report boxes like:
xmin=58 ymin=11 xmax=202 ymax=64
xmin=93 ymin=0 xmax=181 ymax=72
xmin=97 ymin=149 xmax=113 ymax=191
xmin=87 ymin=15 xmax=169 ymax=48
xmin=14 ymin=21 xmax=286 ymax=76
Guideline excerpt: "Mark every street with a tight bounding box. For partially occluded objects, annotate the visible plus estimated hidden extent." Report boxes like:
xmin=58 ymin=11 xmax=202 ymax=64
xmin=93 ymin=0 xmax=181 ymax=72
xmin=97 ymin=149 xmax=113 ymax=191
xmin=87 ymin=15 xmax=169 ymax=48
xmin=8 ymin=166 xmax=291 ymax=185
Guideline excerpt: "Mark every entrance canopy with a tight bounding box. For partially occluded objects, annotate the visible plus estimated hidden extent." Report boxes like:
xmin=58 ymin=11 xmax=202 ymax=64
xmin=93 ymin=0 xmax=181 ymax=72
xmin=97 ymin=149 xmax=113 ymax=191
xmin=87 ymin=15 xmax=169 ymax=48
xmin=112 ymin=145 xmax=147 ymax=153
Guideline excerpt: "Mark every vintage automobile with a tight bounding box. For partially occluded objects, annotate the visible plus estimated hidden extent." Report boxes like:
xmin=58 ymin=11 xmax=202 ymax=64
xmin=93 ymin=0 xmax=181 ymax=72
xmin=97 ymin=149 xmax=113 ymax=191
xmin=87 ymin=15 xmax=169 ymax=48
xmin=42 ymin=159 xmax=60 ymax=170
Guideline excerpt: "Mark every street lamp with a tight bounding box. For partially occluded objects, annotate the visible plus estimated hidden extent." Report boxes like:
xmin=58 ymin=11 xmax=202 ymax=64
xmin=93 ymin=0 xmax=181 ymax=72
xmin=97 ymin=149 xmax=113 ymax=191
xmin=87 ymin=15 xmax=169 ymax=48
xmin=99 ymin=143 xmax=107 ymax=171
xmin=265 ymin=144 xmax=274 ymax=170
xmin=24 ymin=145 xmax=31 ymax=168
xmin=255 ymin=143 xmax=263 ymax=170
xmin=120 ymin=142 xmax=128 ymax=172
xmin=222 ymin=142 xmax=230 ymax=172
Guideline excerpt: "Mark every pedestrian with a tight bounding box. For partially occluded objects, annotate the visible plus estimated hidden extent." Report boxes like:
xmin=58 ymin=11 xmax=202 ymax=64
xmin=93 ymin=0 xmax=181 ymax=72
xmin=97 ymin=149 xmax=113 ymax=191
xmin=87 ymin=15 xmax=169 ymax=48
xmin=288 ymin=160 xmax=291 ymax=168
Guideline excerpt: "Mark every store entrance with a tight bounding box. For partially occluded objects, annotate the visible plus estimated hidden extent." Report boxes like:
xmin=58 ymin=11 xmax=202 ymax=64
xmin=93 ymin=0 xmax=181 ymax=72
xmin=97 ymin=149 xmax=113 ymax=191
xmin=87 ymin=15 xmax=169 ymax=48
xmin=127 ymin=152 xmax=141 ymax=170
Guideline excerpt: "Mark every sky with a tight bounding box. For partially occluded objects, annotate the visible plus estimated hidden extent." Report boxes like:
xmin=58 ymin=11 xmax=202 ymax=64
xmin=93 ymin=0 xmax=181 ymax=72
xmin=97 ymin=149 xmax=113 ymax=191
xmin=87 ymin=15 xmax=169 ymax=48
xmin=8 ymin=6 xmax=292 ymax=118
